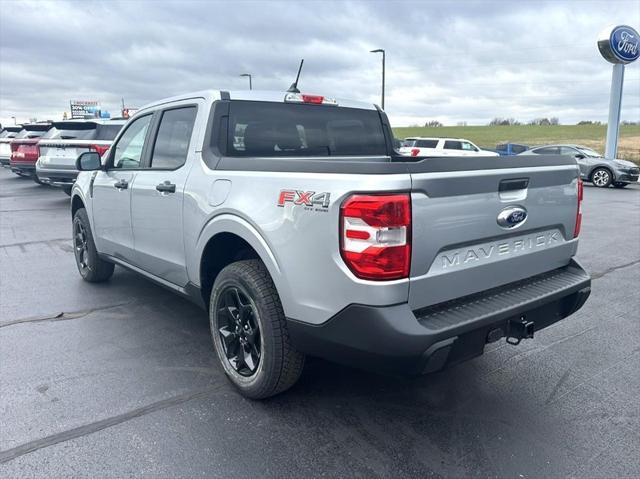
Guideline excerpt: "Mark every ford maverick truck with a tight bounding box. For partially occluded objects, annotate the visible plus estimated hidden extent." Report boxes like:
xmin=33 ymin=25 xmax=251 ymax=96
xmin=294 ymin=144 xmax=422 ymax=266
xmin=71 ymin=90 xmax=591 ymax=399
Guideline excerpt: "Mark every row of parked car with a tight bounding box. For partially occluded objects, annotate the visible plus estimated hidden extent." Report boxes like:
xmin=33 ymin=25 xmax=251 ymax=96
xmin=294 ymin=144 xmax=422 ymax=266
xmin=399 ymin=137 xmax=639 ymax=188
xmin=0 ymin=119 xmax=125 ymax=194
xmin=1 ymin=125 xmax=638 ymax=191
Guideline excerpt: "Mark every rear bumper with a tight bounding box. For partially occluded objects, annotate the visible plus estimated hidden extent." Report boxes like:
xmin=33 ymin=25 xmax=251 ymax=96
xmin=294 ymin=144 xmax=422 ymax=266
xmin=35 ymin=165 xmax=78 ymax=187
xmin=10 ymin=163 xmax=35 ymax=176
xmin=287 ymin=259 xmax=591 ymax=375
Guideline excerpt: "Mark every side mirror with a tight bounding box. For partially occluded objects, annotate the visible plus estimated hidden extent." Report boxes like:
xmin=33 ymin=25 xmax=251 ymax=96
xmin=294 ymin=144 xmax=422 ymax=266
xmin=574 ymin=153 xmax=585 ymax=160
xmin=76 ymin=151 xmax=102 ymax=171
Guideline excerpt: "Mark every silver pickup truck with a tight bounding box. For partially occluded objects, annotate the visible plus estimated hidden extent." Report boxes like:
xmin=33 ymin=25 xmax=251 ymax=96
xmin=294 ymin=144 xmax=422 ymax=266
xmin=71 ymin=90 xmax=591 ymax=399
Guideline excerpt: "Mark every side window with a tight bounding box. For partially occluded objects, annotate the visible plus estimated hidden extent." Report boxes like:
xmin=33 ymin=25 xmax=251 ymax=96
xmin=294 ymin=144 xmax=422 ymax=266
xmin=560 ymin=146 xmax=578 ymax=156
xmin=533 ymin=147 xmax=560 ymax=155
xmin=416 ymin=139 xmax=438 ymax=148
xmin=112 ymin=115 xmax=152 ymax=169
xmin=461 ymin=141 xmax=478 ymax=151
xmin=443 ymin=140 xmax=462 ymax=150
xmin=150 ymin=107 xmax=197 ymax=169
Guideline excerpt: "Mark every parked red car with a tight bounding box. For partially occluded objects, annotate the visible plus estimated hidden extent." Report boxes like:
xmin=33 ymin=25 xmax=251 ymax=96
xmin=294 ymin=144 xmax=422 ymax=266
xmin=9 ymin=124 xmax=53 ymax=178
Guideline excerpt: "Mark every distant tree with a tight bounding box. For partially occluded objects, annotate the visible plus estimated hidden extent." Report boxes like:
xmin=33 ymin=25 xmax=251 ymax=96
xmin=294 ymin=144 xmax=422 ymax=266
xmin=550 ymin=117 xmax=559 ymax=125
xmin=621 ymin=120 xmax=638 ymax=125
xmin=424 ymin=120 xmax=443 ymax=127
xmin=489 ymin=117 xmax=520 ymax=126
xmin=577 ymin=120 xmax=602 ymax=125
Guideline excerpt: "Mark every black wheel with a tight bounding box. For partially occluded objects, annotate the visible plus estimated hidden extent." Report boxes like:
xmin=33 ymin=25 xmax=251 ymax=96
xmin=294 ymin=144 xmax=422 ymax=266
xmin=591 ymin=168 xmax=612 ymax=188
xmin=72 ymin=208 xmax=114 ymax=282
xmin=612 ymin=182 xmax=628 ymax=189
xmin=210 ymin=260 xmax=305 ymax=399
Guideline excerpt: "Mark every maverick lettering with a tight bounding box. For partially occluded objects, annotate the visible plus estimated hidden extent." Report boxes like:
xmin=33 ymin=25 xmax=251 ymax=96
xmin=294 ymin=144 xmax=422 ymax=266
xmin=441 ymin=231 xmax=562 ymax=269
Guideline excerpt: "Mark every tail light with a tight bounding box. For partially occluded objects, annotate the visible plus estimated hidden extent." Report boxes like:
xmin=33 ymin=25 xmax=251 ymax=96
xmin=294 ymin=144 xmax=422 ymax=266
xmin=573 ymin=178 xmax=583 ymax=238
xmin=340 ymin=193 xmax=411 ymax=281
xmin=90 ymin=144 xmax=110 ymax=156
xmin=411 ymin=148 xmax=420 ymax=157
xmin=11 ymin=143 xmax=40 ymax=162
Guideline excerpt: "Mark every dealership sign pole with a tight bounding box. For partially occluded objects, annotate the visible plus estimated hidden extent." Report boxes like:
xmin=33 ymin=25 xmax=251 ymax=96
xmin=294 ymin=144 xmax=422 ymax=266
xmin=597 ymin=25 xmax=639 ymax=159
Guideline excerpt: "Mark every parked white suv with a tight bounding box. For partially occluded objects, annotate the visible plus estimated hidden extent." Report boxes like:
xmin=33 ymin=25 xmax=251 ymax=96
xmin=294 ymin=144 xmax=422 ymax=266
xmin=399 ymin=137 xmax=499 ymax=157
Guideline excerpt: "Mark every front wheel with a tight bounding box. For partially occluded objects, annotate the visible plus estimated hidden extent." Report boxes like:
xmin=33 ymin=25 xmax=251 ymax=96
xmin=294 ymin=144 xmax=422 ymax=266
xmin=210 ymin=260 xmax=305 ymax=399
xmin=612 ymin=182 xmax=628 ymax=189
xmin=72 ymin=208 xmax=114 ymax=282
xmin=591 ymin=168 xmax=612 ymax=188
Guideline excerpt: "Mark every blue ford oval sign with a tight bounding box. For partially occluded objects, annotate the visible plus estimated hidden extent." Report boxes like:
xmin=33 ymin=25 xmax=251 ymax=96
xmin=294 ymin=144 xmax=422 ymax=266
xmin=598 ymin=25 xmax=640 ymax=64
xmin=497 ymin=206 xmax=528 ymax=230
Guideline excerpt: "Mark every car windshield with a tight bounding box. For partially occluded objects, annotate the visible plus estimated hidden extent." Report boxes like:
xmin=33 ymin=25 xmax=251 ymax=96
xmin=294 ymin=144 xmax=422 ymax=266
xmin=576 ymin=147 xmax=601 ymax=157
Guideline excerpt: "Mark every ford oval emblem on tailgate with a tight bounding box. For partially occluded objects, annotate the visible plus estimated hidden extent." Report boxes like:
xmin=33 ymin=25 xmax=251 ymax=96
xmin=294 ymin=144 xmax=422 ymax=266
xmin=497 ymin=206 xmax=528 ymax=229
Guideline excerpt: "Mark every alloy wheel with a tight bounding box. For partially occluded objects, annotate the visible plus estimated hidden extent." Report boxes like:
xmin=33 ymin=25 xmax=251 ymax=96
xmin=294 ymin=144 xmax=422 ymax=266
xmin=74 ymin=221 xmax=89 ymax=270
xmin=592 ymin=169 xmax=610 ymax=187
xmin=216 ymin=286 xmax=261 ymax=376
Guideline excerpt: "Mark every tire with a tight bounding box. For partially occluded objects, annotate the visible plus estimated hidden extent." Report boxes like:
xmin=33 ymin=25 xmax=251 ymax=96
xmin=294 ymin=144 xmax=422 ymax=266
xmin=613 ymin=182 xmax=628 ymax=189
xmin=210 ymin=259 xmax=305 ymax=399
xmin=72 ymin=208 xmax=114 ymax=282
xmin=591 ymin=168 xmax=612 ymax=188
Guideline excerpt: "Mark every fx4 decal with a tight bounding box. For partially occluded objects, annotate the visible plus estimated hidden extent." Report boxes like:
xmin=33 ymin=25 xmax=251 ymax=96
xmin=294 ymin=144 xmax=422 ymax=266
xmin=277 ymin=190 xmax=331 ymax=210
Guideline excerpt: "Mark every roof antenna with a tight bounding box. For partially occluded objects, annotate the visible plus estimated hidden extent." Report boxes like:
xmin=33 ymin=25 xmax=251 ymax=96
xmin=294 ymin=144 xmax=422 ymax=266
xmin=287 ymin=59 xmax=304 ymax=93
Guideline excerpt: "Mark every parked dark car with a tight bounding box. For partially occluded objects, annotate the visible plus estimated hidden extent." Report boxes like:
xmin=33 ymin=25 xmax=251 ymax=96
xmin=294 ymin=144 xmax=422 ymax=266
xmin=520 ymin=144 xmax=639 ymax=188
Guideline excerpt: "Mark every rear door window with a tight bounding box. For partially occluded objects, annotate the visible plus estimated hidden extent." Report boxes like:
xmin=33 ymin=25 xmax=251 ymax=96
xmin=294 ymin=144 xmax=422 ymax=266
xmin=149 ymin=107 xmax=197 ymax=169
xmin=226 ymin=101 xmax=387 ymax=157
xmin=415 ymin=139 xmax=438 ymax=148
xmin=443 ymin=140 xmax=462 ymax=150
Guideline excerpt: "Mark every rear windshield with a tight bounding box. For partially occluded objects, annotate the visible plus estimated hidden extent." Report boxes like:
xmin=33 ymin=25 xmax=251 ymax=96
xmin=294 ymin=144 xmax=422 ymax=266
xmin=16 ymin=129 xmax=48 ymax=139
xmin=225 ymin=101 xmax=387 ymax=157
xmin=0 ymin=130 xmax=17 ymax=139
xmin=95 ymin=124 xmax=124 ymax=141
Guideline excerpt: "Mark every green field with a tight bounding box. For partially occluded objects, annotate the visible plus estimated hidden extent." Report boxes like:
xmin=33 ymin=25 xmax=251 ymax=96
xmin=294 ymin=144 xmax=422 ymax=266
xmin=392 ymin=124 xmax=640 ymax=163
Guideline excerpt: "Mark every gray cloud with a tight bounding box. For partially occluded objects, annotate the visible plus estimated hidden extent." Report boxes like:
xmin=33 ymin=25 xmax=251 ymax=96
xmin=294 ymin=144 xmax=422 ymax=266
xmin=0 ymin=0 xmax=638 ymax=126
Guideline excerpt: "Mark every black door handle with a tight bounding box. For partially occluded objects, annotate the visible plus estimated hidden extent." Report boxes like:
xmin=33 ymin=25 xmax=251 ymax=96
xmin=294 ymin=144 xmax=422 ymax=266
xmin=114 ymin=179 xmax=128 ymax=190
xmin=156 ymin=181 xmax=176 ymax=193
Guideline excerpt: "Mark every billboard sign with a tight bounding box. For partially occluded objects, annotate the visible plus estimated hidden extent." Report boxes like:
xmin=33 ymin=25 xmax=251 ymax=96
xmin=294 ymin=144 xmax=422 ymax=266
xmin=70 ymin=100 xmax=101 ymax=119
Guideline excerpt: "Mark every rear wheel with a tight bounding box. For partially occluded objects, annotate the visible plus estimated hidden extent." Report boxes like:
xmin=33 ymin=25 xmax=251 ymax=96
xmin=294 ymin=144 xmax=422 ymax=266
xmin=591 ymin=168 xmax=612 ymax=188
xmin=72 ymin=208 xmax=114 ymax=282
xmin=210 ymin=260 xmax=305 ymax=399
xmin=612 ymin=182 xmax=628 ymax=189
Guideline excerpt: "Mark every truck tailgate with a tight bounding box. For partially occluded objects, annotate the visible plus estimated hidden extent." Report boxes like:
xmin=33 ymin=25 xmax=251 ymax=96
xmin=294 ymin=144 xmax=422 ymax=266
xmin=407 ymin=156 xmax=580 ymax=311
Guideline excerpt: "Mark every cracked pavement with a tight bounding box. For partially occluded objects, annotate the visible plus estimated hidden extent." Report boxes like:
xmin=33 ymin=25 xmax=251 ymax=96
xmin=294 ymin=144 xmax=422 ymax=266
xmin=1 ymin=168 xmax=639 ymax=478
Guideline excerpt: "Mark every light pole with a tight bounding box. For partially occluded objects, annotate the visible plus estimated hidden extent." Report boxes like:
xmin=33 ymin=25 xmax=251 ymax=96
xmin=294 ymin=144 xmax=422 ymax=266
xmin=370 ymin=49 xmax=385 ymax=110
xmin=240 ymin=73 xmax=252 ymax=90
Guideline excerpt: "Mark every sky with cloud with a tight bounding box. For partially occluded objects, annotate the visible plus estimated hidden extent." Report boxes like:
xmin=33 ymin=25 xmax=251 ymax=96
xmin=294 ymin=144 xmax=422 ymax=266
xmin=0 ymin=0 xmax=639 ymax=127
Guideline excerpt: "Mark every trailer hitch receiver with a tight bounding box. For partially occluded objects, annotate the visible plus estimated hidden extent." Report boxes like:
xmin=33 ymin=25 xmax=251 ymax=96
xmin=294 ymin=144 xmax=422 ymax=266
xmin=506 ymin=316 xmax=535 ymax=345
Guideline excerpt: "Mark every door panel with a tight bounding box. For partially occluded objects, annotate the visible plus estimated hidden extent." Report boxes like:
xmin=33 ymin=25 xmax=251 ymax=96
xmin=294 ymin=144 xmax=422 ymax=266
xmin=131 ymin=106 xmax=197 ymax=286
xmin=91 ymin=114 xmax=153 ymax=263
xmin=92 ymin=171 xmax=137 ymax=260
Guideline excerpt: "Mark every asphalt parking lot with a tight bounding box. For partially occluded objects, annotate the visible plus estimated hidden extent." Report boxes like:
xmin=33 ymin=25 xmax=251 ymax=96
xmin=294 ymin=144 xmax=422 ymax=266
xmin=0 ymin=167 xmax=638 ymax=479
